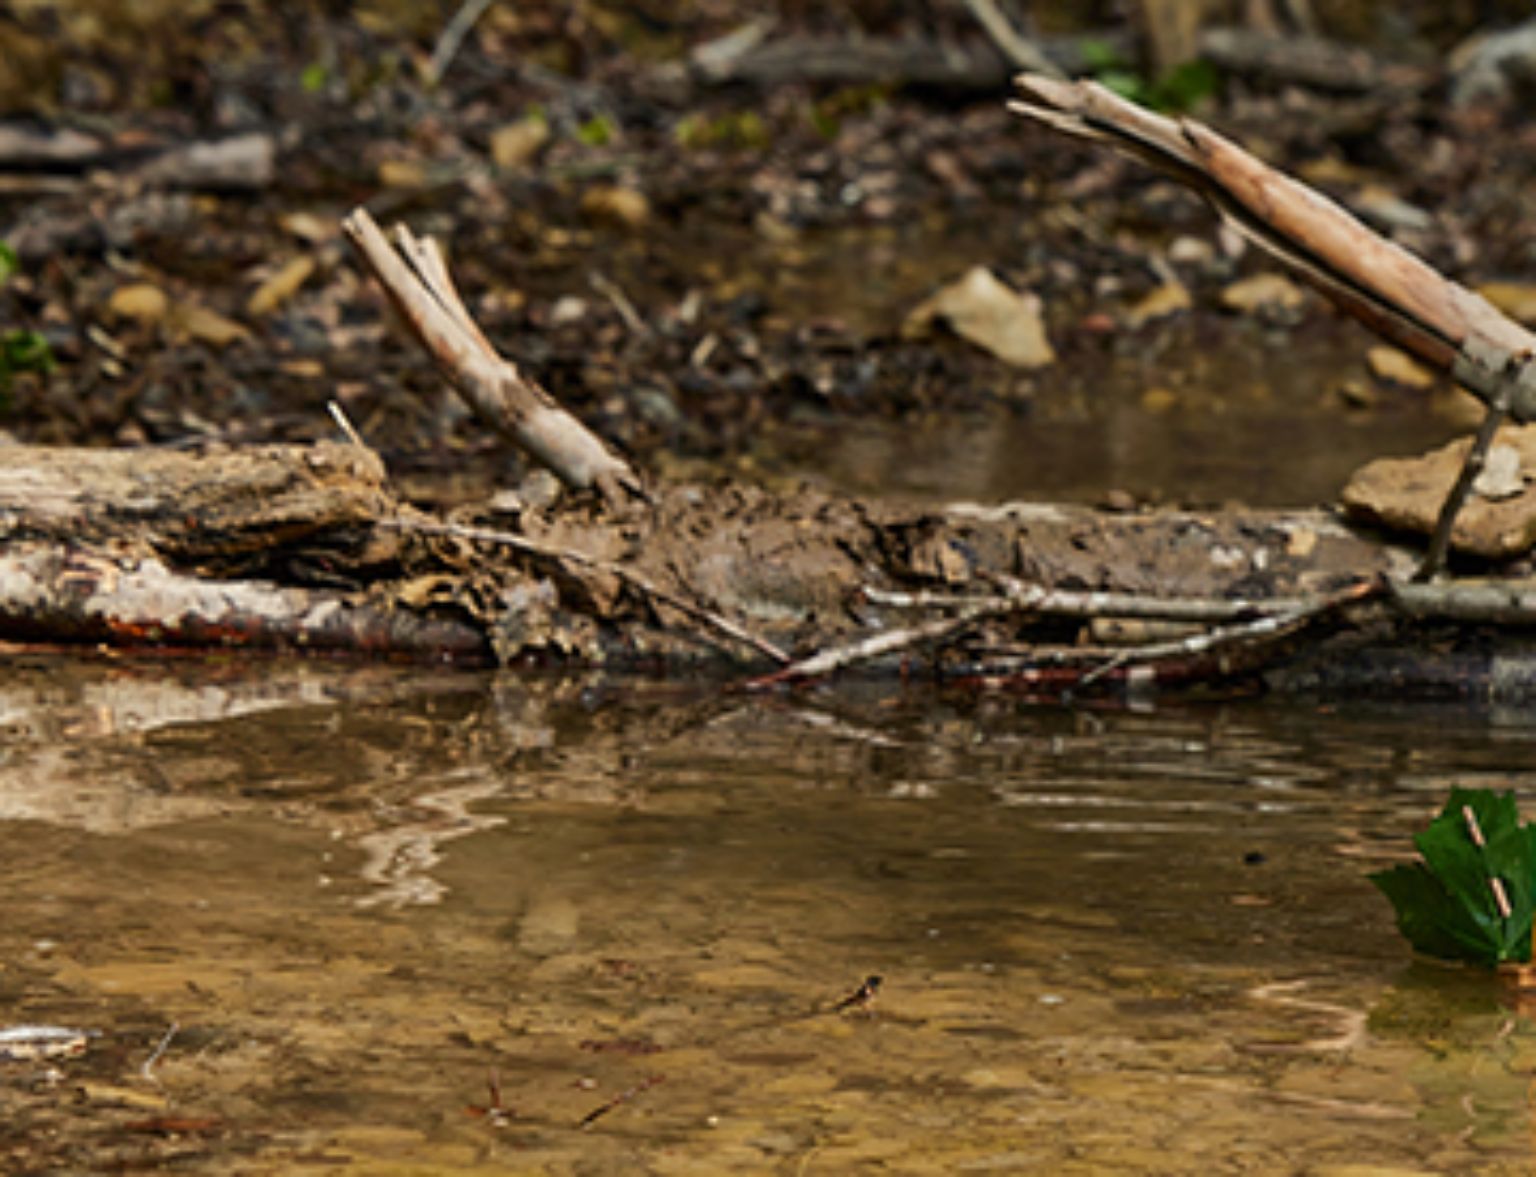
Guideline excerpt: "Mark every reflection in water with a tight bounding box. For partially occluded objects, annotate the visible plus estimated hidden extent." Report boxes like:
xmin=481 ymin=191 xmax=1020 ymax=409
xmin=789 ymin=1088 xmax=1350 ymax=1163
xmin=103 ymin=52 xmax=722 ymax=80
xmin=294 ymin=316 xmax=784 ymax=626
xmin=1 ymin=658 xmax=1535 ymax=1172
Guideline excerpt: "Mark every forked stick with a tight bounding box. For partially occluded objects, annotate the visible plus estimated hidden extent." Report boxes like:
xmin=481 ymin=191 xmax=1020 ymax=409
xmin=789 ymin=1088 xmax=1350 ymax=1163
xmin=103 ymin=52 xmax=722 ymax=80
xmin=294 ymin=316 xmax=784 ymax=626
xmin=342 ymin=208 xmax=644 ymax=506
xmin=1009 ymin=75 xmax=1536 ymax=578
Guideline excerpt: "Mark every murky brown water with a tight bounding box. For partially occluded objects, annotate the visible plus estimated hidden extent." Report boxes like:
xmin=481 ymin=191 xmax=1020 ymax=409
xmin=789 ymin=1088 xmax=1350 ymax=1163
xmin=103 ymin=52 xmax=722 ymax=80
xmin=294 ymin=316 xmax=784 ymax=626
xmin=3 ymin=657 xmax=1536 ymax=1174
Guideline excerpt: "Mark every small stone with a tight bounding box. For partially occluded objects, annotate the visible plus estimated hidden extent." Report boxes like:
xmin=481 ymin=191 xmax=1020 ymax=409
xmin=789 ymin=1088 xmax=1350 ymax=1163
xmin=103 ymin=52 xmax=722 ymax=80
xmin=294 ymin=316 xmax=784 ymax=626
xmin=1472 ymin=443 xmax=1526 ymax=500
xmin=1219 ymin=271 xmax=1307 ymax=317
xmin=1121 ymin=280 xmax=1191 ymax=329
xmin=107 ymin=283 xmax=169 ymax=324
xmin=1341 ymin=424 xmax=1536 ymax=558
xmin=489 ymin=117 xmax=550 ymax=169
xmin=580 ymin=185 xmax=651 ymax=231
xmin=549 ymin=296 xmax=588 ymax=326
xmin=1366 ymin=346 xmax=1435 ymax=390
xmin=1334 ymin=380 xmax=1377 ymax=409
xmin=1166 ymin=235 xmax=1215 ymax=266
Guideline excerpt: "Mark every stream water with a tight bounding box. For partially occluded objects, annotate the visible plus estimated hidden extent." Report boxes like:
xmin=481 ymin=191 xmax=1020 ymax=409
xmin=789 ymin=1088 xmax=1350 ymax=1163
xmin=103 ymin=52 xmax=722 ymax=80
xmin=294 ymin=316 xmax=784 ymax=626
xmin=2 ymin=657 xmax=1535 ymax=1174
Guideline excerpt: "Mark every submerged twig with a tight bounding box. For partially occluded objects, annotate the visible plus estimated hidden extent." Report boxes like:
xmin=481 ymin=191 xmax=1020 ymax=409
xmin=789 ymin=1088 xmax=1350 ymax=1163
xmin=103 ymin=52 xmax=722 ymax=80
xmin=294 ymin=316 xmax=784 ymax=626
xmin=140 ymin=1022 xmax=178 ymax=1084
xmin=381 ymin=516 xmax=790 ymax=666
xmin=578 ymin=1074 xmax=664 ymax=1129
xmin=831 ymin=974 xmax=883 ymax=1014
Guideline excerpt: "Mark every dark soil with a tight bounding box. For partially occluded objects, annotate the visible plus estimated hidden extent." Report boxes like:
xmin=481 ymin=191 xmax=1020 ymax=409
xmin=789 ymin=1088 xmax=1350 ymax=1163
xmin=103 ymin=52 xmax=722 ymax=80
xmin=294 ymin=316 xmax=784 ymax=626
xmin=1 ymin=1 xmax=1534 ymax=509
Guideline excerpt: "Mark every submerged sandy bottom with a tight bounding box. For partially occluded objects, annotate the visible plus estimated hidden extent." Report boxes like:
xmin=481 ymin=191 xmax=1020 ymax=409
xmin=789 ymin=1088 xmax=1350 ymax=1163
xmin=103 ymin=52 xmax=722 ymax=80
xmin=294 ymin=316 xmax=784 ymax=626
xmin=1 ymin=659 xmax=1534 ymax=1174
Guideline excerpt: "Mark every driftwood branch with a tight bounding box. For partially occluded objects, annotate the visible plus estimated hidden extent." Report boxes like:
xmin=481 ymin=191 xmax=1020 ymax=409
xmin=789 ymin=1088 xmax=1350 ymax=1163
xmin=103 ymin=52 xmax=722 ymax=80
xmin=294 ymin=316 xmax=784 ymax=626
xmin=748 ymin=599 xmax=1016 ymax=688
xmin=864 ymin=582 xmax=1308 ymax=622
xmin=342 ymin=208 xmax=644 ymax=507
xmin=1008 ymin=75 xmax=1536 ymax=419
xmin=1009 ymin=74 xmax=1536 ymax=579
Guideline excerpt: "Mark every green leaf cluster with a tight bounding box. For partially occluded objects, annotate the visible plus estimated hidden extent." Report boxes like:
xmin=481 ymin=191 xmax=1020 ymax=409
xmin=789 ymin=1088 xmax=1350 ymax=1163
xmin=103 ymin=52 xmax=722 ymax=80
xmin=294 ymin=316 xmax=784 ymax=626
xmin=1370 ymin=787 xmax=1536 ymax=967
xmin=0 ymin=243 xmax=56 ymax=403
xmin=1078 ymin=40 xmax=1219 ymax=113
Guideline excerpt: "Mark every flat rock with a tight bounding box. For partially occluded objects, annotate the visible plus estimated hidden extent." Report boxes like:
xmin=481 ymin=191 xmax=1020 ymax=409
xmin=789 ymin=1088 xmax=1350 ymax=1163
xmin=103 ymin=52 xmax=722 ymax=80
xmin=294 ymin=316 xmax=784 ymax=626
xmin=1340 ymin=424 xmax=1536 ymax=558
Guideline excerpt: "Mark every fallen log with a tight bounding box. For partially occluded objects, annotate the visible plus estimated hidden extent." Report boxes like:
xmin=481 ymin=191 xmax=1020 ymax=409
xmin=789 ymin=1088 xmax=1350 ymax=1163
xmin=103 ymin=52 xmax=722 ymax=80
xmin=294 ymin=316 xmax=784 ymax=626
xmin=8 ymin=104 xmax=1536 ymax=697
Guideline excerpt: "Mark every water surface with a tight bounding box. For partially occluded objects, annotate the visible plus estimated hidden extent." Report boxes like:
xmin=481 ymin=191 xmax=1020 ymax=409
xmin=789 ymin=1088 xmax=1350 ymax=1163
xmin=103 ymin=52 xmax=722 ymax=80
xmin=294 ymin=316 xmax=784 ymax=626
xmin=2 ymin=658 xmax=1534 ymax=1174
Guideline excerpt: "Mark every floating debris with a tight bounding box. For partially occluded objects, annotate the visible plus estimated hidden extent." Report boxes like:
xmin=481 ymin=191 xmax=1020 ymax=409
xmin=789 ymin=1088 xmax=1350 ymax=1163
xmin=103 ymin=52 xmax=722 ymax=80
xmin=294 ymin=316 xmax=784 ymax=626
xmin=0 ymin=1024 xmax=97 ymax=1062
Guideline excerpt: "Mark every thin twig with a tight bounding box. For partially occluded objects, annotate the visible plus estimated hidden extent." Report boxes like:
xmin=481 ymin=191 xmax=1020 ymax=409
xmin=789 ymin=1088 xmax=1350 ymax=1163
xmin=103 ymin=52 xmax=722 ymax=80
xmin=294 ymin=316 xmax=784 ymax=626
xmin=959 ymin=0 xmax=1064 ymax=76
xmin=1414 ymin=392 xmax=1509 ymax=582
xmin=578 ymin=1074 xmax=664 ymax=1129
xmin=865 ymin=582 xmax=1309 ymax=622
xmin=391 ymin=224 xmax=499 ymax=358
xmin=590 ymin=272 xmax=653 ymax=339
xmin=748 ymin=599 xmax=1016 ymax=687
xmin=425 ymin=0 xmax=497 ymax=87
xmin=327 ymin=400 xmax=369 ymax=452
xmin=343 ymin=207 xmax=644 ymax=501
xmin=1073 ymin=579 xmax=1379 ymax=691
xmin=380 ymin=516 xmax=789 ymax=666
xmin=140 ymin=1022 xmax=179 ymax=1084
xmin=1462 ymin=805 xmax=1514 ymax=920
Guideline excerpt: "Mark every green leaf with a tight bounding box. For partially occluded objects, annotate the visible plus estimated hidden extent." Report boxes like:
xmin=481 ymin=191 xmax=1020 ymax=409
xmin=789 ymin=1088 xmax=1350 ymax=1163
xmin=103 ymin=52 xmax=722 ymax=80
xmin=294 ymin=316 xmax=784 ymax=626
xmin=1078 ymin=38 xmax=1125 ymax=73
xmin=0 ymin=242 xmax=17 ymax=284
xmin=577 ymin=115 xmax=614 ymax=147
xmin=1370 ymin=787 xmax=1536 ymax=966
xmin=300 ymin=62 xmax=330 ymax=93
xmin=1150 ymin=60 xmax=1220 ymax=112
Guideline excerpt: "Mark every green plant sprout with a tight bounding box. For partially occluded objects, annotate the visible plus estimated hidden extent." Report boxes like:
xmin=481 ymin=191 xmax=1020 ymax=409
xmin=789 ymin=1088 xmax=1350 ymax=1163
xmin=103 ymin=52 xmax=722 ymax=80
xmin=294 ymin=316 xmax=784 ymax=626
xmin=0 ymin=243 xmax=56 ymax=402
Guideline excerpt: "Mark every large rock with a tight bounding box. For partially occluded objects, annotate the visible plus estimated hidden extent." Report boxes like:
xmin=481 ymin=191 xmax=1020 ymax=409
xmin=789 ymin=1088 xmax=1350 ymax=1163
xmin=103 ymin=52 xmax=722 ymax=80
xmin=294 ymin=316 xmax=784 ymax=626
xmin=1341 ymin=425 xmax=1536 ymax=559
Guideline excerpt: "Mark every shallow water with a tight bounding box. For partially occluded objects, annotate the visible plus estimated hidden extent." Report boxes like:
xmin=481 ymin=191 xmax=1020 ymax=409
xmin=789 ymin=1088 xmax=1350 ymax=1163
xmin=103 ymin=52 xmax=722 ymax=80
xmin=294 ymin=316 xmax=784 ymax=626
xmin=3 ymin=658 xmax=1536 ymax=1174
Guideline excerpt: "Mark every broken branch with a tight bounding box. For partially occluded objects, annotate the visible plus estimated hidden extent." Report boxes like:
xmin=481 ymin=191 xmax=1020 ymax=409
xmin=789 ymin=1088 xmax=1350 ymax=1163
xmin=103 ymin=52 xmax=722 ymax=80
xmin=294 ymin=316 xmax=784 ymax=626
xmin=342 ymin=208 xmax=644 ymax=506
xmin=1008 ymin=74 xmax=1536 ymax=420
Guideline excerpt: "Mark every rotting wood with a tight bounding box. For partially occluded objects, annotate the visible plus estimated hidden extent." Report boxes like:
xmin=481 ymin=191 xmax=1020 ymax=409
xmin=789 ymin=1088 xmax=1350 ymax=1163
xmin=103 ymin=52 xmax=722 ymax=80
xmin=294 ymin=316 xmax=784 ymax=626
xmin=0 ymin=440 xmax=394 ymax=565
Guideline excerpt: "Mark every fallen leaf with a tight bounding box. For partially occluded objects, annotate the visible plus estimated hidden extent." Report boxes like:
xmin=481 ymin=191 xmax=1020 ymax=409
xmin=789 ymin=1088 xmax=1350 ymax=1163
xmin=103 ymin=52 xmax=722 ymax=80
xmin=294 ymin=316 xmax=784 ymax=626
xmin=1478 ymin=281 xmax=1536 ymax=326
xmin=903 ymin=266 xmax=1055 ymax=369
xmin=107 ymin=283 xmax=169 ymax=324
xmin=1121 ymin=280 xmax=1190 ymax=329
xmin=1366 ymin=345 xmax=1434 ymax=390
xmin=1219 ymin=272 xmax=1307 ymax=316
xmin=378 ymin=158 xmax=426 ymax=188
xmin=169 ymin=303 xmax=249 ymax=347
xmin=247 ymin=255 xmax=316 ymax=317
xmin=278 ymin=211 xmax=333 ymax=243
xmin=580 ymin=185 xmax=651 ymax=231
xmin=490 ymin=117 xmax=550 ymax=169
